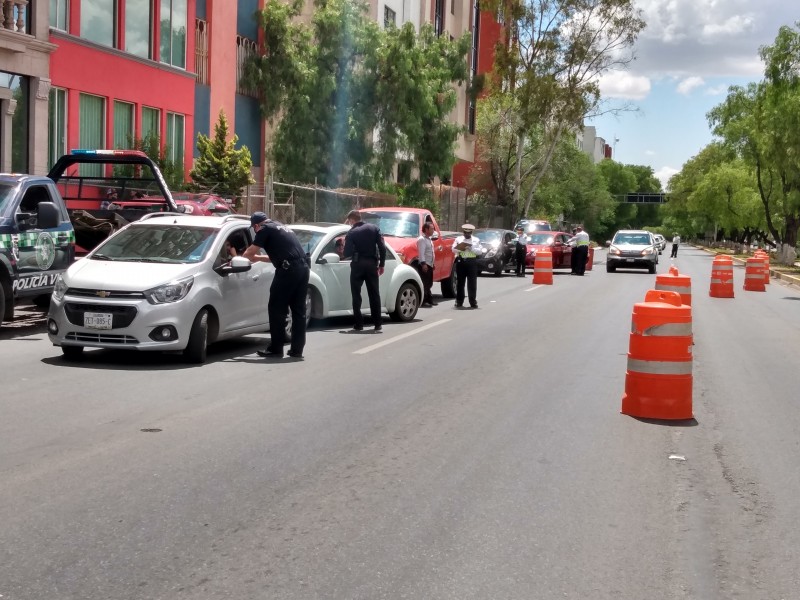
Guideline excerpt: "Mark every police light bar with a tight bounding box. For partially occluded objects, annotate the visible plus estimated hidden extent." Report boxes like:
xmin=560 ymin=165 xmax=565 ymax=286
xmin=70 ymin=149 xmax=148 ymax=157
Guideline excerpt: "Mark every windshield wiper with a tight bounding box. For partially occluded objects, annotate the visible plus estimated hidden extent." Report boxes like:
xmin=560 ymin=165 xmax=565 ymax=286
xmin=90 ymin=254 xmax=113 ymax=261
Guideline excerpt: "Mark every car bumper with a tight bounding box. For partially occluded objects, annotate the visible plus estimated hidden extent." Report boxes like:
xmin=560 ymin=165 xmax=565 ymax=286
xmin=47 ymin=295 xmax=195 ymax=352
xmin=607 ymin=256 xmax=656 ymax=269
xmin=476 ymin=256 xmax=504 ymax=272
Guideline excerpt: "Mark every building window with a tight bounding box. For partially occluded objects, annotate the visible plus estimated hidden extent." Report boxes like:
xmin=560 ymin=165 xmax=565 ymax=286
xmin=48 ymin=88 xmax=67 ymax=169
xmin=79 ymin=93 xmax=106 ymax=176
xmin=1 ymin=73 xmax=29 ymax=172
xmin=236 ymin=35 xmax=258 ymax=96
xmin=195 ymin=18 xmax=209 ymax=85
xmin=384 ymin=6 xmax=396 ymax=28
xmin=50 ymin=0 xmax=69 ymax=31
xmin=81 ymin=0 xmax=116 ymax=48
xmin=160 ymin=0 xmax=187 ymax=68
xmin=126 ymin=0 xmax=152 ymax=58
xmin=166 ymin=112 xmax=184 ymax=166
xmin=434 ymin=0 xmax=445 ymax=36
xmin=142 ymin=106 xmax=160 ymax=140
xmin=114 ymin=101 xmax=135 ymax=149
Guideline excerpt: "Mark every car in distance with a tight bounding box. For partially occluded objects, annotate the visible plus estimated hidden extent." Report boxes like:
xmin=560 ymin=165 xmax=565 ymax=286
xmin=522 ymin=231 xmax=595 ymax=271
xmin=473 ymin=228 xmax=518 ymax=276
xmin=289 ymin=223 xmax=422 ymax=324
xmin=48 ymin=214 xmax=273 ymax=363
xmin=652 ymin=233 xmax=666 ymax=253
xmin=606 ymin=230 xmax=658 ymax=273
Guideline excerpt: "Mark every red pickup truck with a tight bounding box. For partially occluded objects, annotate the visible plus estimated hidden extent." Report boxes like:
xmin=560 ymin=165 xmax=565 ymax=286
xmin=361 ymin=207 xmax=458 ymax=298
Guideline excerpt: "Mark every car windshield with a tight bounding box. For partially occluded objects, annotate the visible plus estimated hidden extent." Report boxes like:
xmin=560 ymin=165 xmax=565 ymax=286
xmin=91 ymin=224 xmax=217 ymax=263
xmin=0 ymin=182 xmax=15 ymax=213
xmin=528 ymin=233 xmax=555 ymax=244
xmin=291 ymin=229 xmax=328 ymax=255
xmin=614 ymin=233 xmax=651 ymax=245
xmin=475 ymin=230 xmax=502 ymax=244
xmin=361 ymin=212 xmax=420 ymax=238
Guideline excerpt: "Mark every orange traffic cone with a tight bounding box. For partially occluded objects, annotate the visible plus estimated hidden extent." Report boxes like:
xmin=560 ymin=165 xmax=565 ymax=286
xmin=655 ymin=265 xmax=692 ymax=306
xmin=532 ymin=250 xmax=553 ymax=285
xmin=743 ymin=256 xmax=766 ymax=292
xmin=621 ymin=290 xmax=693 ymax=420
xmin=709 ymin=255 xmax=735 ymax=298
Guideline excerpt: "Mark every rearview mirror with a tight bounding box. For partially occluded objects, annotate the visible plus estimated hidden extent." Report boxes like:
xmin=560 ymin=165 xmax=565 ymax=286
xmin=216 ymin=255 xmax=252 ymax=275
xmin=320 ymin=252 xmax=341 ymax=264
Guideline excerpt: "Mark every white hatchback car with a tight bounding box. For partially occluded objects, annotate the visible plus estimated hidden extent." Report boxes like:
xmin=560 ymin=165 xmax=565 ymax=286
xmin=48 ymin=213 xmax=274 ymax=363
xmin=289 ymin=223 xmax=422 ymax=323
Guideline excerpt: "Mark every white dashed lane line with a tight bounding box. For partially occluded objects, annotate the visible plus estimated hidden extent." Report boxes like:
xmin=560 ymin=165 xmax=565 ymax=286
xmin=353 ymin=319 xmax=452 ymax=355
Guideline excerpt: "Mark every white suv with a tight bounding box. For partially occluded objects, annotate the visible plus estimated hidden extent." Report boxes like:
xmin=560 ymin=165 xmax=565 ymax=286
xmin=606 ymin=230 xmax=658 ymax=273
xmin=47 ymin=213 xmax=274 ymax=363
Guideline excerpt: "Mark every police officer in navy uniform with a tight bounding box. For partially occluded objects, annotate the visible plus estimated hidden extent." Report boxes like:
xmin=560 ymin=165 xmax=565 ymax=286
xmin=243 ymin=212 xmax=309 ymax=359
xmin=343 ymin=209 xmax=387 ymax=333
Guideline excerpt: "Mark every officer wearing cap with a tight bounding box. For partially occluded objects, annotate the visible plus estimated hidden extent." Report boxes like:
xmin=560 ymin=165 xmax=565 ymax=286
xmin=243 ymin=212 xmax=309 ymax=359
xmin=514 ymin=225 xmax=528 ymax=277
xmin=451 ymin=223 xmax=485 ymax=308
xmin=343 ymin=209 xmax=387 ymax=332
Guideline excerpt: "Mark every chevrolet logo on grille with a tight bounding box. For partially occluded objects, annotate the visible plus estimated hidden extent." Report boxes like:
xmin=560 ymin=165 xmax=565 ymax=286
xmin=95 ymin=291 xmax=111 ymax=298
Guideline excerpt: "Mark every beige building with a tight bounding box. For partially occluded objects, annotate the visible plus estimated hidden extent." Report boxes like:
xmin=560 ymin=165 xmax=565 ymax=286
xmin=0 ymin=0 xmax=56 ymax=174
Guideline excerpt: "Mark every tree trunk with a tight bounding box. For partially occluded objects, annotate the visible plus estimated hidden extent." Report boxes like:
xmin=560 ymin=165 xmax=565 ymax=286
xmin=778 ymin=215 xmax=799 ymax=265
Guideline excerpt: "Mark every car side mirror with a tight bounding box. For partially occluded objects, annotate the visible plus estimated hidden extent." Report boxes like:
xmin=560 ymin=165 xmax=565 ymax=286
xmin=216 ymin=255 xmax=252 ymax=275
xmin=431 ymin=231 xmax=440 ymax=241
xmin=37 ymin=201 xmax=61 ymax=229
xmin=605 ymin=241 xmax=611 ymax=247
xmin=320 ymin=252 xmax=340 ymax=264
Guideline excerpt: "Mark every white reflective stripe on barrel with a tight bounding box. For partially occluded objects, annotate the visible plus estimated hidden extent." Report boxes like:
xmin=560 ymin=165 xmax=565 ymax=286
xmin=710 ymin=278 xmax=731 ymax=284
xmin=632 ymin=322 xmax=693 ymax=336
xmin=745 ymin=273 xmax=763 ymax=279
xmin=712 ymin=265 xmax=733 ymax=271
xmin=627 ymin=358 xmax=693 ymax=375
xmin=655 ymin=284 xmax=690 ymax=294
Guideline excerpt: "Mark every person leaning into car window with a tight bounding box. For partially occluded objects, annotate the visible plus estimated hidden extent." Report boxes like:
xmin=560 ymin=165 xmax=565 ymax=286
xmin=243 ymin=212 xmax=309 ymax=359
xmin=343 ymin=209 xmax=387 ymax=333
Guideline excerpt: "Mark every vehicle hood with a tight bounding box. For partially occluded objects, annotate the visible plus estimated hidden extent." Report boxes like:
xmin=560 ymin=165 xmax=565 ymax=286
xmin=65 ymin=259 xmax=199 ymax=291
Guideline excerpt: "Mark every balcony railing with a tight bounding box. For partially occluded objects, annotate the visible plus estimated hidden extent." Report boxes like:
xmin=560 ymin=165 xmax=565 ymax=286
xmin=2 ymin=0 xmax=29 ymax=34
xmin=236 ymin=35 xmax=258 ymax=97
xmin=195 ymin=18 xmax=209 ymax=85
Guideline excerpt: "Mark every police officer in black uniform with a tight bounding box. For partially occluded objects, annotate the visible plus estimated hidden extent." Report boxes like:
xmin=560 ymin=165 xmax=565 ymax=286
xmin=243 ymin=212 xmax=309 ymax=359
xmin=343 ymin=209 xmax=387 ymax=333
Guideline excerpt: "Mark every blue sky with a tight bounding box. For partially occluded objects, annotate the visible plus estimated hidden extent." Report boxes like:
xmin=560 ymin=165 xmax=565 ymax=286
xmin=584 ymin=0 xmax=797 ymax=190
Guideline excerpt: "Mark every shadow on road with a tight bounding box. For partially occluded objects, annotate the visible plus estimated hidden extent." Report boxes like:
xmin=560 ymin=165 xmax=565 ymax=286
xmin=0 ymin=307 xmax=48 ymax=340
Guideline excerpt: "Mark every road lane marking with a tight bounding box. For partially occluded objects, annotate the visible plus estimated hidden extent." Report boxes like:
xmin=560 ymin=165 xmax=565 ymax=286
xmin=525 ymin=285 xmax=544 ymax=292
xmin=353 ymin=319 xmax=452 ymax=354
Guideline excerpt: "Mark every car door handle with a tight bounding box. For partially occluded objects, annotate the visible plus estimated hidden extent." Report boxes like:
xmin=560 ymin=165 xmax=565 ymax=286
xmin=252 ymin=275 xmax=260 ymax=281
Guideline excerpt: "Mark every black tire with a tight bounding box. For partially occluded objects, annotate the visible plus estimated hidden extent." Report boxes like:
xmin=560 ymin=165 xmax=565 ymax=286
xmin=62 ymin=346 xmax=85 ymax=361
xmin=184 ymin=309 xmax=209 ymax=364
xmin=390 ymin=282 xmax=420 ymax=322
xmin=0 ymin=282 xmax=5 ymax=326
xmin=33 ymin=294 xmax=51 ymax=308
xmin=441 ymin=267 xmax=457 ymax=298
xmin=606 ymin=263 xmax=616 ymax=273
xmin=493 ymin=263 xmax=504 ymax=277
xmin=648 ymin=262 xmax=657 ymax=274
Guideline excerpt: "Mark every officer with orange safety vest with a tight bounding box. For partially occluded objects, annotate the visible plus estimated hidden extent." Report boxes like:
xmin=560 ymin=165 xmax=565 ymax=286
xmin=451 ymin=223 xmax=485 ymax=308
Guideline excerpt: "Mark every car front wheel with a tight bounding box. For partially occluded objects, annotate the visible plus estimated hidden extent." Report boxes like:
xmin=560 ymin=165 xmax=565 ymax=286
xmin=184 ymin=309 xmax=209 ymax=364
xmin=390 ymin=282 xmax=420 ymax=322
xmin=62 ymin=345 xmax=85 ymax=361
xmin=606 ymin=263 xmax=616 ymax=273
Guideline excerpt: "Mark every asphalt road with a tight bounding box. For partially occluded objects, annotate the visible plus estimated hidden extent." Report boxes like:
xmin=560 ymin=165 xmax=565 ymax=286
xmin=2 ymin=247 xmax=800 ymax=599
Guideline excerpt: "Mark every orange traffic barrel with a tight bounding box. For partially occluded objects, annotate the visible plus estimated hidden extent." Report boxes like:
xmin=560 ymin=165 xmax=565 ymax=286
xmin=755 ymin=249 xmax=770 ymax=285
xmin=621 ymin=290 xmax=693 ymax=420
xmin=533 ymin=249 xmax=553 ymax=285
xmin=709 ymin=255 xmax=735 ymax=298
xmin=743 ymin=256 xmax=766 ymax=292
xmin=655 ymin=265 xmax=692 ymax=306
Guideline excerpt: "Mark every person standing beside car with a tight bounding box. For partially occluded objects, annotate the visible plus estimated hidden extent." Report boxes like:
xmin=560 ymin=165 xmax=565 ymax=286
xmin=671 ymin=233 xmax=681 ymax=258
xmin=451 ymin=223 xmax=484 ymax=308
xmin=568 ymin=225 xmax=591 ymax=276
xmin=243 ymin=212 xmax=309 ymax=359
xmin=417 ymin=221 xmax=437 ymax=306
xmin=514 ymin=226 xmax=528 ymax=277
xmin=343 ymin=209 xmax=387 ymax=333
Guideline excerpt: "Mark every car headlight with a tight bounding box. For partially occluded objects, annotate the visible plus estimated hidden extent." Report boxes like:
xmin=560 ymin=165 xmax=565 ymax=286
xmin=144 ymin=276 xmax=194 ymax=305
xmin=52 ymin=274 xmax=68 ymax=301
xmin=609 ymin=246 xmax=621 ymax=255
xmin=486 ymin=249 xmax=497 ymax=258
xmin=642 ymin=247 xmax=654 ymax=256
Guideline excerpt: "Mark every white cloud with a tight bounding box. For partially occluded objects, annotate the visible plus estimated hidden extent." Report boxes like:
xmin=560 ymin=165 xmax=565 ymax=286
xmin=598 ymin=71 xmax=651 ymax=100
xmin=677 ymin=76 xmax=704 ymax=95
xmin=645 ymin=150 xmax=655 ymax=156
xmin=656 ymin=166 xmax=680 ymax=189
xmin=702 ymin=15 xmax=754 ymax=39
xmin=704 ymin=84 xmax=729 ymax=95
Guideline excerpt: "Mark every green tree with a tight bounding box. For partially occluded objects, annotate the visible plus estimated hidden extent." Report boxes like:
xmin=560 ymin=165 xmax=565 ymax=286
xmin=189 ymin=110 xmax=255 ymax=202
xmin=482 ymin=0 xmax=645 ymax=218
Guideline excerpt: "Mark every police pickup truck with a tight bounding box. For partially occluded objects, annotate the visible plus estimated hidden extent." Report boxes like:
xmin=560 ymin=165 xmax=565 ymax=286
xmin=0 ymin=150 xmax=179 ymax=326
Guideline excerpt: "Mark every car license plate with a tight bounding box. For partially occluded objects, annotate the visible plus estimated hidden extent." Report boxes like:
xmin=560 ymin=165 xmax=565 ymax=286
xmin=626 ymin=258 xmax=635 ymax=262
xmin=84 ymin=312 xmax=113 ymax=329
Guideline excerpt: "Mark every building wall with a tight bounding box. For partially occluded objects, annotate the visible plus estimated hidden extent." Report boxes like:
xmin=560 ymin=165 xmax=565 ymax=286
xmin=0 ymin=0 xmax=57 ymax=174
xmin=48 ymin=1 xmax=197 ymax=178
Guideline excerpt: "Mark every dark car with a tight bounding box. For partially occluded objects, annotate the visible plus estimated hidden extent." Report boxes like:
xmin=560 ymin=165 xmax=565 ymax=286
xmin=473 ymin=228 xmax=518 ymax=276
